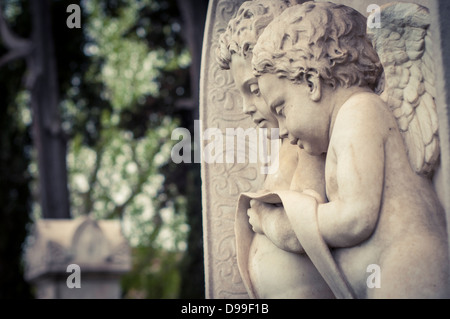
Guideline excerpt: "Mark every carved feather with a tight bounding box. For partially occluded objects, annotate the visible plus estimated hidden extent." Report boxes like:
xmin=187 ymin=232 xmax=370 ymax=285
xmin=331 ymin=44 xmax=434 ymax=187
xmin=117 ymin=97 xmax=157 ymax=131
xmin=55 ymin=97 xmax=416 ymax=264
xmin=367 ymin=2 xmax=440 ymax=176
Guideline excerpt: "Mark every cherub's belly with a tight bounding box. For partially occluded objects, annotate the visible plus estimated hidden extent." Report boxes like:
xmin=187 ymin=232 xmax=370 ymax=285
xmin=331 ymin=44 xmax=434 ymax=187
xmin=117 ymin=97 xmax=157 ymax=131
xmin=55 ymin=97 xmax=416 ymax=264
xmin=248 ymin=233 xmax=334 ymax=299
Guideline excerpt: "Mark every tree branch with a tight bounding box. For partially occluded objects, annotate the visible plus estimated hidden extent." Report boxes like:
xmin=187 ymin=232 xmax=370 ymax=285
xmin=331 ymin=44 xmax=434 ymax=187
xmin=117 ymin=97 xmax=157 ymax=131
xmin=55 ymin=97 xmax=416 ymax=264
xmin=0 ymin=44 xmax=30 ymax=68
xmin=0 ymin=5 xmax=31 ymax=67
xmin=0 ymin=5 xmax=30 ymax=49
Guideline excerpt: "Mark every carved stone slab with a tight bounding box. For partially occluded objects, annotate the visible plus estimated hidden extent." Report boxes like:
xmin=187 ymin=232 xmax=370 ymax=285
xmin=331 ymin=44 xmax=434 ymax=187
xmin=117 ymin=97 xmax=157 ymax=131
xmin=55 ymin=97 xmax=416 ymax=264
xmin=200 ymin=0 xmax=266 ymax=299
xmin=200 ymin=0 xmax=450 ymax=299
xmin=429 ymin=0 xmax=450 ymax=255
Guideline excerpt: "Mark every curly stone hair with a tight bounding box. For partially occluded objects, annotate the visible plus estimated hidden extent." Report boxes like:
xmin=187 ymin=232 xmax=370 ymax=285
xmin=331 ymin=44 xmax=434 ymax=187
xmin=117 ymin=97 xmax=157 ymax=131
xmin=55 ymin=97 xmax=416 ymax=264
xmin=252 ymin=1 xmax=382 ymax=90
xmin=216 ymin=0 xmax=293 ymax=70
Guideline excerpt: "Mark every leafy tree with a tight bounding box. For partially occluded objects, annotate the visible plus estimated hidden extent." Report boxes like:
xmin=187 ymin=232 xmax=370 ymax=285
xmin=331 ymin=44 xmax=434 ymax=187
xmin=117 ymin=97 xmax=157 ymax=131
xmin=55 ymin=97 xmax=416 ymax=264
xmin=0 ymin=0 xmax=32 ymax=299
xmin=0 ymin=0 xmax=207 ymax=298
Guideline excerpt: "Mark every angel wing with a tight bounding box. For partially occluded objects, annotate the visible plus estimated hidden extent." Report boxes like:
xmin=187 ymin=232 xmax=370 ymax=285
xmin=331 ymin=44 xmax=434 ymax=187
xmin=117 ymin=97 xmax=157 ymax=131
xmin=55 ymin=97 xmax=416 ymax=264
xmin=367 ymin=2 xmax=439 ymax=177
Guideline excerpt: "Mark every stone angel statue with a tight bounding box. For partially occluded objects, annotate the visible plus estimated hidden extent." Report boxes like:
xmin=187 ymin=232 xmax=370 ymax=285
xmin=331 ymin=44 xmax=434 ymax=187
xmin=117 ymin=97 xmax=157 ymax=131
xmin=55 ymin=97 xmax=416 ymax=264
xmin=367 ymin=2 xmax=440 ymax=178
xmin=238 ymin=1 xmax=449 ymax=299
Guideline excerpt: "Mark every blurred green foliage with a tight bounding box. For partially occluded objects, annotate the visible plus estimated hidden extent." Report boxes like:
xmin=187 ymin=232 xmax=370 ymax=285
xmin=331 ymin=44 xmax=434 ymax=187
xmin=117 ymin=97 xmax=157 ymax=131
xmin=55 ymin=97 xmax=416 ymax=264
xmin=0 ymin=0 xmax=204 ymax=298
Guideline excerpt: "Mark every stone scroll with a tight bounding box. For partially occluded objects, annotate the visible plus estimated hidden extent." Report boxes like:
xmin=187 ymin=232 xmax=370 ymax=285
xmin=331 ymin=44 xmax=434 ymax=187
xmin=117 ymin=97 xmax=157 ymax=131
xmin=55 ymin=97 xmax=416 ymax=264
xmin=200 ymin=0 xmax=450 ymax=299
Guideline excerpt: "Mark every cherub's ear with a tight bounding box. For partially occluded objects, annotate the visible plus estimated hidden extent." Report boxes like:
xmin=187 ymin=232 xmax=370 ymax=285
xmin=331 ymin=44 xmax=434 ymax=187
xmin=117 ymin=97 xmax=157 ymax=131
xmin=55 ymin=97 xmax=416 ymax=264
xmin=306 ymin=72 xmax=322 ymax=102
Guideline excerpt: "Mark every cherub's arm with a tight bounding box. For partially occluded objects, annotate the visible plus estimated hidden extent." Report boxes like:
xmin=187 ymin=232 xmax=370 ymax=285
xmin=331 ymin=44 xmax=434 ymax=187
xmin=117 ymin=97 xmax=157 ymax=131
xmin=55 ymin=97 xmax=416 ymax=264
xmin=317 ymin=99 xmax=385 ymax=248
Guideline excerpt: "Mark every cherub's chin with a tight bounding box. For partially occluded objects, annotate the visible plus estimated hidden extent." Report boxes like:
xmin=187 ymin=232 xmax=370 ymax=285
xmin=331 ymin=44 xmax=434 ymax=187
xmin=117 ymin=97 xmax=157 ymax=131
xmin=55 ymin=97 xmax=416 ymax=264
xmin=298 ymin=142 xmax=319 ymax=156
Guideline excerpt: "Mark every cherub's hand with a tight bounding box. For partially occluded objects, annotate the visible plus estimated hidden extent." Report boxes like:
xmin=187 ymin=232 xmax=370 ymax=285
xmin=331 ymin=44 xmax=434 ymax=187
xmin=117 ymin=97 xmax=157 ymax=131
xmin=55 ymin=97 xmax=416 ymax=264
xmin=247 ymin=199 xmax=279 ymax=234
xmin=248 ymin=198 xmax=305 ymax=253
xmin=246 ymin=199 xmax=267 ymax=233
xmin=247 ymin=206 xmax=264 ymax=234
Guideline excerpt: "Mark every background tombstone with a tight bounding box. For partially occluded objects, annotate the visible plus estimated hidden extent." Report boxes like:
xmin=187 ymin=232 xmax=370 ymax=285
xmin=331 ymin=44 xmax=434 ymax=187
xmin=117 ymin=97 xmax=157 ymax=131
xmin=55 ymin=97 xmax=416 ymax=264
xmin=24 ymin=216 xmax=131 ymax=299
xmin=200 ymin=0 xmax=450 ymax=299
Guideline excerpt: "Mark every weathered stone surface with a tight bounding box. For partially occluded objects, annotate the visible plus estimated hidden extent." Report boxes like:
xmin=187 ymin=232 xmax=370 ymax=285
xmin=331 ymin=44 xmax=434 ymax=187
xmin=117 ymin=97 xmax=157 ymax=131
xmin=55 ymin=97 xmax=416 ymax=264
xmin=201 ymin=0 xmax=262 ymax=299
xmin=24 ymin=216 xmax=130 ymax=299
xmin=201 ymin=0 xmax=450 ymax=299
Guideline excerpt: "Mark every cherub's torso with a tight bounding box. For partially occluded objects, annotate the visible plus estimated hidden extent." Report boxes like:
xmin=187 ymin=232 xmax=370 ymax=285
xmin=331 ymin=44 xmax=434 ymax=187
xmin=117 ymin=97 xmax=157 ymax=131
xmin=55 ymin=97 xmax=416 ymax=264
xmin=325 ymin=92 xmax=448 ymax=298
xmin=247 ymin=138 xmax=332 ymax=298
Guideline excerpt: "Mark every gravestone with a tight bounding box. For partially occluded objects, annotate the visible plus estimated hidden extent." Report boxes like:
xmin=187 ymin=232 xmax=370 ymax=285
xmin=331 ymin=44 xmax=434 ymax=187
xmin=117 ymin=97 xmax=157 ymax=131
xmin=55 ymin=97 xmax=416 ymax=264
xmin=200 ymin=0 xmax=450 ymax=298
xmin=24 ymin=216 xmax=131 ymax=299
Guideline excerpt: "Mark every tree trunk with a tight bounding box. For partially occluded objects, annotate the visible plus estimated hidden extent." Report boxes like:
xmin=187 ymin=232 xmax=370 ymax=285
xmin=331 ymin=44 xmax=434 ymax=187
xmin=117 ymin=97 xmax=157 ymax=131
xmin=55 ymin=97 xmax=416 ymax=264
xmin=176 ymin=0 xmax=209 ymax=299
xmin=176 ymin=0 xmax=208 ymax=120
xmin=29 ymin=0 xmax=70 ymax=219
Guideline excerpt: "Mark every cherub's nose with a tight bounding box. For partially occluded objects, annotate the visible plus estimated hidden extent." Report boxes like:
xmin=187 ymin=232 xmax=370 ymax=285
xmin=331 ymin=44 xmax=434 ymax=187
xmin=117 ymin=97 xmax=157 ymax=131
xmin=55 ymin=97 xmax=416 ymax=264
xmin=243 ymin=98 xmax=257 ymax=115
xmin=279 ymin=126 xmax=289 ymax=139
xmin=277 ymin=118 xmax=289 ymax=138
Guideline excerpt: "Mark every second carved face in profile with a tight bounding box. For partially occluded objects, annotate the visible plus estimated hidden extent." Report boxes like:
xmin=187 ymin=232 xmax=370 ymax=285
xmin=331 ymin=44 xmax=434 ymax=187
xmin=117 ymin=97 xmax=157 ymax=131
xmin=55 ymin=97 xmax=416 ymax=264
xmin=229 ymin=54 xmax=278 ymax=131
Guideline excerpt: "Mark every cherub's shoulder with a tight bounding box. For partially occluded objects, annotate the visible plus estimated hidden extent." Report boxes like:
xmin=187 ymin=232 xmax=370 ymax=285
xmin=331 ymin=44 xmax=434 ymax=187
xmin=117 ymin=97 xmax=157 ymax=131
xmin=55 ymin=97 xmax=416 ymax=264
xmin=333 ymin=91 xmax=393 ymax=138
xmin=338 ymin=92 xmax=391 ymax=125
xmin=340 ymin=91 xmax=387 ymax=119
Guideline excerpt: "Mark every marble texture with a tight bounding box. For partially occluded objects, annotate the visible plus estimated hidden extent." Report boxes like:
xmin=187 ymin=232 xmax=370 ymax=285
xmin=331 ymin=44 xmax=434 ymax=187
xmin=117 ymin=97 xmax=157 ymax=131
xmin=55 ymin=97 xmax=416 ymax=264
xmin=201 ymin=0 xmax=261 ymax=299
xmin=248 ymin=1 xmax=448 ymax=298
xmin=217 ymin=0 xmax=337 ymax=299
xmin=202 ymin=0 xmax=450 ymax=299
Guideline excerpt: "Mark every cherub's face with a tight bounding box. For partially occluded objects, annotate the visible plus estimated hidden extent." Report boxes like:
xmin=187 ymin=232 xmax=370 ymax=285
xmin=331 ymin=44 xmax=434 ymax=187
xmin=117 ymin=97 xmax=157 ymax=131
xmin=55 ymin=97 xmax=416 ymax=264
xmin=230 ymin=54 xmax=278 ymax=130
xmin=258 ymin=73 xmax=330 ymax=155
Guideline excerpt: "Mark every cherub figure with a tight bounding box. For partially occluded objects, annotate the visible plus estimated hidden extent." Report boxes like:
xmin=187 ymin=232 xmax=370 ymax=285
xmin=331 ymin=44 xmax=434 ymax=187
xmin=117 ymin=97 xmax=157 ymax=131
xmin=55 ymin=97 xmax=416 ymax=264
xmin=216 ymin=0 xmax=335 ymax=298
xmin=251 ymin=1 xmax=449 ymax=298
